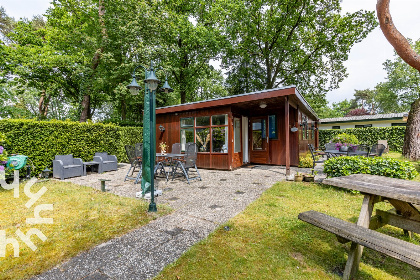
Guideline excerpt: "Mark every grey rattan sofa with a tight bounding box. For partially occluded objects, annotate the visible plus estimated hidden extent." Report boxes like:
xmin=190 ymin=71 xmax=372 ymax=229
xmin=93 ymin=152 xmax=118 ymax=173
xmin=53 ymin=154 xmax=83 ymax=180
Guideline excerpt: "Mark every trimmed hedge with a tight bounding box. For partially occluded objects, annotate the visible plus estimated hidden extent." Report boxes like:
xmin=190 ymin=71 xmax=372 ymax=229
xmin=323 ymin=156 xmax=418 ymax=180
xmin=0 ymin=119 xmax=142 ymax=175
xmin=319 ymin=126 xmax=406 ymax=152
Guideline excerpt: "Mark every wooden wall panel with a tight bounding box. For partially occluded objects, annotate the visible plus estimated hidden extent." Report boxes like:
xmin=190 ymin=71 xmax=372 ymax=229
xmin=211 ymin=154 xmax=229 ymax=170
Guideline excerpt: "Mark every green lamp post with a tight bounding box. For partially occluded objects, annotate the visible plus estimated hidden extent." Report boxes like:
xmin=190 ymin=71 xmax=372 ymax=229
xmin=127 ymin=61 xmax=173 ymax=212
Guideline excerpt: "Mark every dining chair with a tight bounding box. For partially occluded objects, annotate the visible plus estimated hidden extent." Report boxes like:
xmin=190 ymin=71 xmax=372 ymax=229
xmin=124 ymin=145 xmax=142 ymax=184
xmin=171 ymin=143 xmax=181 ymax=154
xmin=369 ymin=144 xmax=386 ymax=157
xmin=172 ymin=143 xmax=202 ymax=184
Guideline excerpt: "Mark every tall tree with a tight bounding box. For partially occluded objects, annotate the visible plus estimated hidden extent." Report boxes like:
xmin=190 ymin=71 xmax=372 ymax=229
xmin=219 ymin=0 xmax=377 ymax=108
xmin=156 ymin=0 xmax=224 ymax=104
xmin=377 ymin=0 xmax=420 ymax=160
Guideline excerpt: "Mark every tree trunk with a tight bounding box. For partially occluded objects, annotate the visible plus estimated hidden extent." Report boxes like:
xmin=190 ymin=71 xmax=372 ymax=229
xmin=377 ymin=0 xmax=420 ymax=160
xmin=402 ymin=98 xmax=420 ymax=160
xmin=79 ymin=94 xmax=90 ymax=122
xmin=38 ymin=89 xmax=50 ymax=119
xmin=121 ymin=98 xmax=126 ymax=120
xmin=79 ymin=0 xmax=106 ymax=122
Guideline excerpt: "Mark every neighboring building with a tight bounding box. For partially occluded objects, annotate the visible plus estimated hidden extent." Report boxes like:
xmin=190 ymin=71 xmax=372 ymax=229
xmin=319 ymin=113 xmax=408 ymax=130
xmin=155 ymin=86 xmax=319 ymax=173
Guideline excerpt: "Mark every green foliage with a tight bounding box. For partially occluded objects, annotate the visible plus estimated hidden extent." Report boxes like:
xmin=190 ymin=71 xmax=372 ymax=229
xmin=320 ymin=127 xmax=406 ymax=152
xmin=298 ymin=153 xmax=313 ymax=168
xmin=324 ymin=156 xmax=418 ymax=180
xmin=0 ymin=132 xmax=8 ymax=178
xmin=219 ymin=0 xmax=377 ymax=105
xmin=331 ymin=133 xmax=359 ymax=145
xmin=0 ymin=119 xmax=142 ymax=175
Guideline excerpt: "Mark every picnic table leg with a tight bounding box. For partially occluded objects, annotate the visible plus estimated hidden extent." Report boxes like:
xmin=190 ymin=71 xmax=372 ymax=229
xmin=343 ymin=194 xmax=376 ymax=280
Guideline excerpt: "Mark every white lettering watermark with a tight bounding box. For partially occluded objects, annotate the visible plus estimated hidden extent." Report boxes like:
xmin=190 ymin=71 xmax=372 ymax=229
xmin=0 ymin=171 xmax=53 ymax=257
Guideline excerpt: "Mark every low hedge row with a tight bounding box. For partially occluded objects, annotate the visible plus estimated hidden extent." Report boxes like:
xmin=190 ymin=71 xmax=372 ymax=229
xmin=319 ymin=126 xmax=406 ymax=152
xmin=0 ymin=119 xmax=142 ymax=175
xmin=323 ymin=156 xmax=418 ymax=180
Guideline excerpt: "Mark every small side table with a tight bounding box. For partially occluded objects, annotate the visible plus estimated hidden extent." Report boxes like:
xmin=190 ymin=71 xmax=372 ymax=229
xmin=83 ymin=161 xmax=101 ymax=176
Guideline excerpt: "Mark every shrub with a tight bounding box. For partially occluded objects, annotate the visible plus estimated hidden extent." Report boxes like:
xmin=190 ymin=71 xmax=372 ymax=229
xmin=319 ymin=126 xmax=406 ymax=152
xmin=323 ymin=156 xmax=418 ymax=180
xmin=298 ymin=153 xmax=313 ymax=168
xmin=331 ymin=133 xmax=359 ymax=145
xmin=0 ymin=119 xmax=142 ymax=175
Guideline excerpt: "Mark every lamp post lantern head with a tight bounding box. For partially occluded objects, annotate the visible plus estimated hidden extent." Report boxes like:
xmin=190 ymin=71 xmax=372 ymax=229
xmin=127 ymin=76 xmax=141 ymax=95
xmin=144 ymin=62 xmax=160 ymax=91
xmin=160 ymin=77 xmax=173 ymax=94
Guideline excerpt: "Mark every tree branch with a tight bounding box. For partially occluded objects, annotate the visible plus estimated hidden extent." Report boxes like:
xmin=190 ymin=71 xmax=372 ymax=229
xmin=377 ymin=0 xmax=420 ymax=72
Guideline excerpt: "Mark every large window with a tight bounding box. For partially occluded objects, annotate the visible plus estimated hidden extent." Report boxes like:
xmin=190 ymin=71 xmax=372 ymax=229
xmin=179 ymin=114 xmax=229 ymax=153
xmin=180 ymin=117 xmax=194 ymax=151
xmin=211 ymin=114 xmax=228 ymax=153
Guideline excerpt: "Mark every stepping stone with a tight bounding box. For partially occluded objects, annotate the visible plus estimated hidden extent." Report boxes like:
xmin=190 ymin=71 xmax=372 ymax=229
xmin=164 ymin=227 xmax=183 ymax=236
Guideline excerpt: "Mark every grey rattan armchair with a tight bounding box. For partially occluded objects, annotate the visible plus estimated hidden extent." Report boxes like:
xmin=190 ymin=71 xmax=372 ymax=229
xmin=53 ymin=154 xmax=83 ymax=180
xmin=93 ymin=152 xmax=118 ymax=173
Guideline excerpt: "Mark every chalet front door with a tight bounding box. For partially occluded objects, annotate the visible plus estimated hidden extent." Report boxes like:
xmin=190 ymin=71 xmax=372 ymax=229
xmin=250 ymin=116 xmax=270 ymax=164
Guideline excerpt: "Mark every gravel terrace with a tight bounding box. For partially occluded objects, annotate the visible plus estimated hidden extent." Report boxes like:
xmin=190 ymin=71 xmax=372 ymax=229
xmin=33 ymin=163 xmax=325 ymax=280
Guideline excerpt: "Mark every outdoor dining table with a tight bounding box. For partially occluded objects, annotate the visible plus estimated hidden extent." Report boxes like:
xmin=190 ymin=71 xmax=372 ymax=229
xmin=322 ymin=174 xmax=420 ymax=279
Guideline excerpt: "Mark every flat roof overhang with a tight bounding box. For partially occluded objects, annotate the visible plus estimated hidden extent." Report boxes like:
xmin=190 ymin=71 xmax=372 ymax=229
xmin=156 ymin=86 xmax=319 ymax=120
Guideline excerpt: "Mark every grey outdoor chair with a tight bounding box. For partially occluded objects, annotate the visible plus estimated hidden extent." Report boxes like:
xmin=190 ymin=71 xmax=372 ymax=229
xmin=93 ymin=152 xmax=118 ymax=173
xmin=53 ymin=154 xmax=83 ymax=180
xmin=308 ymin=144 xmax=327 ymax=174
xmin=369 ymin=144 xmax=386 ymax=157
xmin=171 ymin=143 xmax=181 ymax=154
xmin=124 ymin=145 xmax=142 ymax=184
xmin=349 ymin=144 xmax=370 ymax=157
xmin=172 ymin=143 xmax=202 ymax=184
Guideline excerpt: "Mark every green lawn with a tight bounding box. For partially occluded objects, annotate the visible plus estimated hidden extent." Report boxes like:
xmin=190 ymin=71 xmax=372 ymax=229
xmin=155 ymin=181 xmax=420 ymax=280
xmin=385 ymin=151 xmax=420 ymax=181
xmin=0 ymin=180 xmax=172 ymax=280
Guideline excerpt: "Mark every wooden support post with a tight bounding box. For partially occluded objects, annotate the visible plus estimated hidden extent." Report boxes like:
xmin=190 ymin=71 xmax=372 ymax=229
xmin=285 ymin=97 xmax=290 ymax=176
xmin=343 ymin=194 xmax=376 ymax=280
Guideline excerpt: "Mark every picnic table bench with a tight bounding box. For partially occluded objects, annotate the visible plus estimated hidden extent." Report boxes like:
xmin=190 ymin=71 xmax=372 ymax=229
xmin=298 ymin=174 xmax=420 ymax=280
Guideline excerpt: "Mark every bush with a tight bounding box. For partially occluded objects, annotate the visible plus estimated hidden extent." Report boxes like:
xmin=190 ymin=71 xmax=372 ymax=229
xmin=319 ymin=126 xmax=406 ymax=152
xmin=323 ymin=156 xmax=418 ymax=180
xmin=331 ymin=133 xmax=359 ymax=145
xmin=298 ymin=153 xmax=313 ymax=168
xmin=0 ymin=119 xmax=142 ymax=175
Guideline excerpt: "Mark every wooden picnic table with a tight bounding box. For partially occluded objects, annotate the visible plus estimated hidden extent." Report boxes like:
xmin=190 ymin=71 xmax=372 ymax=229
xmin=321 ymin=174 xmax=420 ymax=279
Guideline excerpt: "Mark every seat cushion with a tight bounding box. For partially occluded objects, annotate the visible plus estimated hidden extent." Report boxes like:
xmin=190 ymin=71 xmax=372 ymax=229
xmin=63 ymin=164 xmax=81 ymax=169
xmin=103 ymin=160 xmax=116 ymax=164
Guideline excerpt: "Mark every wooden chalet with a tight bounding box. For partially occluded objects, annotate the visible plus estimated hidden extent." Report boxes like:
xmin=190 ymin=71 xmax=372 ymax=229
xmin=155 ymin=86 xmax=319 ymax=174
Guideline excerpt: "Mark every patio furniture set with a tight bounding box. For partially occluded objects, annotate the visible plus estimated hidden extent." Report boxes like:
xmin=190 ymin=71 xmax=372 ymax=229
xmin=124 ymin=142 xmax=202 ymax=185
xmin=308 ymin=143 xmax=387 ymax=171
xmin=52 ymin=152 xmax=118 ymax=180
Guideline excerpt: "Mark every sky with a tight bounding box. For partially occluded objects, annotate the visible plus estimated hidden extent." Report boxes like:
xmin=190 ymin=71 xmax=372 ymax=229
xmin=1 ymin=0 xmax=420 ymax=105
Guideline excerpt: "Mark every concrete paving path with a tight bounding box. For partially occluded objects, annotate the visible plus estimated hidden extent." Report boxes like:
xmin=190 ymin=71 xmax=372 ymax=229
xmin=32 ymin=164 xmax=325 ymax=280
